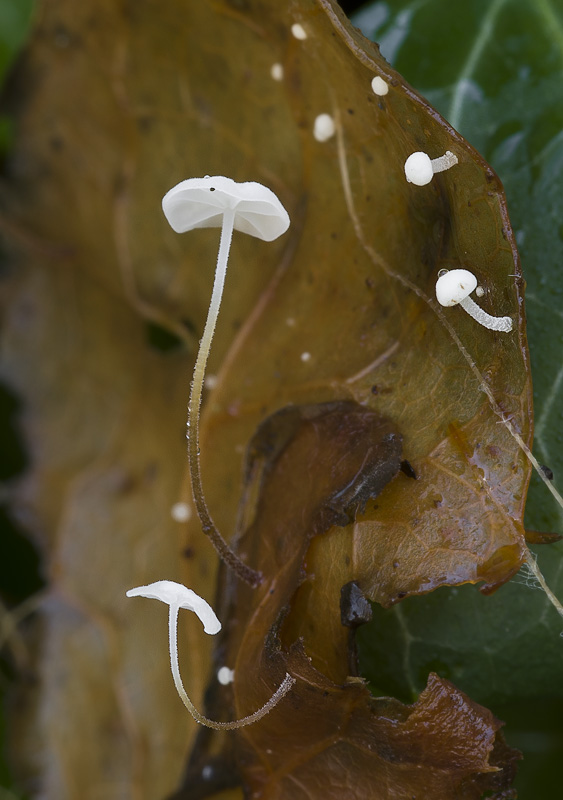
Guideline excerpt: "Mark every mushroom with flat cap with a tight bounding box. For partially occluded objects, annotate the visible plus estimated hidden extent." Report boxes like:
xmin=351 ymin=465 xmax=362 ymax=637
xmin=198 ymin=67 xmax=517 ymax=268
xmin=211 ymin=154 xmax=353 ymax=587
xmin=162 ymin=176 xmax=290 ymax=587
xmin=127 ymin=580 xmax=295 ymax=729
xmin=435 ymin=268 xmax=513 ymax=332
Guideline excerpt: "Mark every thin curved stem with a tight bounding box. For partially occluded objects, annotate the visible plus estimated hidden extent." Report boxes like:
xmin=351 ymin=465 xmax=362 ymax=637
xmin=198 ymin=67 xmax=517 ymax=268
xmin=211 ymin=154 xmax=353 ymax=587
xmin=460 ymin=295 xmax=513 ymax=332
xmin=187 ymin=207 xmax=261 ymax=587
xmin=168 ymin=605 xmax=295 ymax=730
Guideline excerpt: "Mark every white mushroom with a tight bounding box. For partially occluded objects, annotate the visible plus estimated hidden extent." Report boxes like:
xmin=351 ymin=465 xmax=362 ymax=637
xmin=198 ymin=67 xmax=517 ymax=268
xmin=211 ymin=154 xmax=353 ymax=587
xmin=170 ymin=501 xmax=191 ymax=522
xmin=217 ymin=666 xmax=235 ymax=685
xmin=126 ymin=580 xmax=295 ymax=730
xmin=313 ymin=113 xmax=335 ymax=142
xmin=270 ymin=62 xmax=284 ymax=81
xmin=127 ymin=579 xmax=221 ymax=633
xmin=371 ymin=76 xmax=389 ymax=96
xmin=404 ymin=150 xmax=458 ymax=186
xmin=291 ymin=22 xmax=307 ymax=40
xmin=162 ymin=176 xmax=290 ymax=587
xmin=435 ymin=269 xmax=513 ymax=332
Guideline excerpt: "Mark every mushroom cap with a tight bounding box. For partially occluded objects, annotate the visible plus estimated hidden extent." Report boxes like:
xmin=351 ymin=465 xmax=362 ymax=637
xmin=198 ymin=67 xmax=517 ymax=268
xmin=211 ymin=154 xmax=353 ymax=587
xmin=436 ymin=269 xmax=478 ymax=307
xmin=371 ymin=75 xmax=389 ymax=96
xmin=217 ymin=666 xmax=235 ymax=685
xmin=313 ymin=113 xmax=336 ymax=142
xmin=162 ymin=176 xmax=290 ymax=242
xmin=126 ymin=580 xmax=221 ymax=634
xmin=404 ymin=152 xmax=434 ymax=186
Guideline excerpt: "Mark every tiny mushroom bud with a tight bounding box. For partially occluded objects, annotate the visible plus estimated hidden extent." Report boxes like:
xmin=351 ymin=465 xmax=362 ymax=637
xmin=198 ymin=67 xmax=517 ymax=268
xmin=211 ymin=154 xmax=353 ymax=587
xmin=171 ymin=501 xmax=191 ymax=523
xmin=313 ymin=113 xmax=335 ymax=142
xmin=435 ymin=269 xmax=513 ymax=332
xmin=270 ymin=62 xmax=283 ymax=81
xmin=126 ymin=580 xmax=295 ymax=730
xmin=291 ymin=22 xmax=307 ymax=40
xmin=162 ymin=176 xmax=290 ymax=588
xmin=371 ymin=76 xmax=389 ymax=96
xmin=217 ymin=666 xmax=235 ymax=685
xmin=404 ymin=150 xmax=458 ymax=186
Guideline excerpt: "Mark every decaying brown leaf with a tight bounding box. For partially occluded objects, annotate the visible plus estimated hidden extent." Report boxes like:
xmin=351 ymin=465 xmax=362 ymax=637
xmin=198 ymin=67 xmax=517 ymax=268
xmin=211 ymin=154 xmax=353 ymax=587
xmin=175 ymin=400 xmax=519 ymax=797
xmin=0 ymin=0 xmax=533 ymax=797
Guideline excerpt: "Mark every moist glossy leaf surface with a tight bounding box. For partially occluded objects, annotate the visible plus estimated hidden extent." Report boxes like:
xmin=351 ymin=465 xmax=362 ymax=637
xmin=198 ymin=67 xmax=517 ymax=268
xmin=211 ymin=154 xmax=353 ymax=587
xmin=179 ymin=401 xmax=519 ymax=798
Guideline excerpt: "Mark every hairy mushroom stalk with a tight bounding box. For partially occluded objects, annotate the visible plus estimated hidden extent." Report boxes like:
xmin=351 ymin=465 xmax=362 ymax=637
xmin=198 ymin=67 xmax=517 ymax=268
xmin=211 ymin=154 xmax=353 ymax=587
xmin=126 ymin=580 xmax=295 ymax=729
xmin=162 ymin=177 xmax=290 ymax=587
xmin=435 ymin=269 xmax=513 ymax=332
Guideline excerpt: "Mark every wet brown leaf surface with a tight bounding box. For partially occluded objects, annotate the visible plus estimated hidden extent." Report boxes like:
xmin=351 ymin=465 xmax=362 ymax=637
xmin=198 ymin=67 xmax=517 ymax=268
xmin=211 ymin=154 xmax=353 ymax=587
xmin=178 ymin=400 xmax=519 ymax=797
xmin=0 ymin=0 xmax=532 ymax=797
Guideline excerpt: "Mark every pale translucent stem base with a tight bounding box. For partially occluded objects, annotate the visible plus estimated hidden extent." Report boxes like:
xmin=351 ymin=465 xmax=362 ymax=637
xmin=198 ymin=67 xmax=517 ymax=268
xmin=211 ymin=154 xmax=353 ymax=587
xmin=431 ymin=150 xmax=458 ymax=173
xmin=187 ymin=207 xmax=261 ymax=587
xmin=460 ymin=295 xmax=513 ymax=332
xmin=168 ymin=605 xmax=295 ymax=730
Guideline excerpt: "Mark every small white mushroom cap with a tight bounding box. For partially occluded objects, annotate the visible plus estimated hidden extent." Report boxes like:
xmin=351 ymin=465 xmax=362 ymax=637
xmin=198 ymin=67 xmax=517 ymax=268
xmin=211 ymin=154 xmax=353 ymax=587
xmin=313 ymin=113 xmax=336 ymax=142
xmin=371 ymin=76 xmax=389 ymax=96
xmin=126 ymin=580 xmax=221 ymax=634
xmin=162 ymin=176 xmax=290 ymax=242
xmin=404 ymin=152 xmax=434 ymax=186
xmin=270 ymin=62 xmax=284 ymax=81
xmin=436 ymin=269 xmax=478 ymax=307
xmin=217 ymin=666 xmax=235 ymax=685
xmin=171 ymin=501 xmax=191 ymax=522
xmin=291 ymin=22 xmax=307 ymax=40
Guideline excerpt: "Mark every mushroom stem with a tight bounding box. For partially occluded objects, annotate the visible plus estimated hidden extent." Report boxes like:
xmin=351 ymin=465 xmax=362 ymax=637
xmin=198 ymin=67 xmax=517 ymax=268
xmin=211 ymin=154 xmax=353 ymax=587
xmin=168 ymin=603 xmax=295 ymax=730
xmin=459 ymin=295 xmax=513 ymax=332
xmin=187 ymin=208 xmax=262 ymax=587
xmin=430 ymin=150 xmax=458 ymax=174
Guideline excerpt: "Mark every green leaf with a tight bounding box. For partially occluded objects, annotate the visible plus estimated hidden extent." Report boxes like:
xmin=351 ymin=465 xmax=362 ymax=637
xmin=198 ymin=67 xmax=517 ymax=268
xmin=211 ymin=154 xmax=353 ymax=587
xmin=358 ymin=579 xmax=563 ymax=702
xmin=0 ymin=0 xmax=34 ymax=77
xmin=353 ymin=0 xmax=563 ymax=794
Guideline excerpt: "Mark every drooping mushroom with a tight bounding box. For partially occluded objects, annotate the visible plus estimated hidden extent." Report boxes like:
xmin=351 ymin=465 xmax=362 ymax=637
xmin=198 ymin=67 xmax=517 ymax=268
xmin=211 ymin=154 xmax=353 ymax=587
xmin=126 ymin=580 xmax=295 ymax=730
xmin=435 ymin=268 xmax=513 ymax=332
xmin=404 ymin=150 xmax=458 ymax=186
xmin=162 ymin=176 xmax=290 ymax=587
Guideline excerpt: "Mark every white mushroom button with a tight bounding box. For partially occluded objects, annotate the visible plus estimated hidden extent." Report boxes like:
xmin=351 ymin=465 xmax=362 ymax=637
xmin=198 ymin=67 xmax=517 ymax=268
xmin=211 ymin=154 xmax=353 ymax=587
xmin=435 ymin=269 xmax=513 ymax=332
xmin=371 ymin=76 xmax=389 ymax=96
xmin=270 ymin=63 xmax=283 ymax=81
xmin=217 ymin=666 xmax=235 ymax=685
xmin=404 ymin=150 xmax=458 ymax=186
xmin=313 ymin=113 xmax=335 ymax=142
xmin=171 ymin=501 xmax=191 ymax=522
xmin=162 ymin=176 xmax=290 ymax=587
xmin=291 ymin=23 xmax=307 ymax=40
